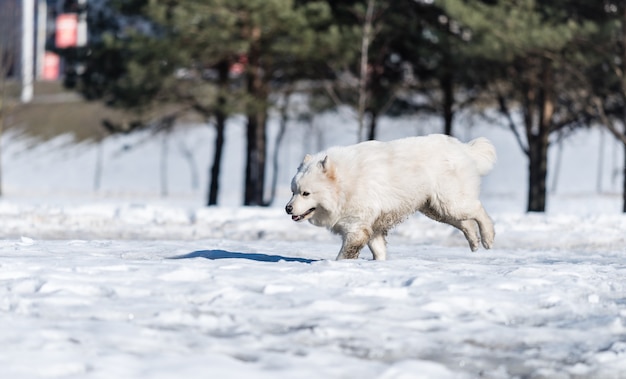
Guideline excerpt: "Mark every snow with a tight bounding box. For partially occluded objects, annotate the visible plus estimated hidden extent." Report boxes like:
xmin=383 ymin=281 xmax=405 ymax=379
xmin=1 ymin=115 xmax=626 ymax=378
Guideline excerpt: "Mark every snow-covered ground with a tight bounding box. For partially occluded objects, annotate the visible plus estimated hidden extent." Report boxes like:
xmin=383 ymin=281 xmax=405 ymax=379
xmin=1 ymin=114 xmax=626 ymax=378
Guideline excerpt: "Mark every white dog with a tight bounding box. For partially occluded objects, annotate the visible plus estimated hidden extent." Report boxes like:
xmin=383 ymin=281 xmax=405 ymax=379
xmin=285 ymin=134 xmax=496 ymax=260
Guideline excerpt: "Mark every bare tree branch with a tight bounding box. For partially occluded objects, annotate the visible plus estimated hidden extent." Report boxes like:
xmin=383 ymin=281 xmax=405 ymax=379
xmin=497 ymin=94 xmax=529 ymax=156
xmin=323 ymin=80 xmax=343 ymax=108
xmin=357 ymin=0 xmax=375 ymax=142
xmin=593 ymin=96 xmax=626 ymax=145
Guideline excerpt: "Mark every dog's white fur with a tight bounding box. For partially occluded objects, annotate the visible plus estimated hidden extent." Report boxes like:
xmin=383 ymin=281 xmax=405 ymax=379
xmin=285 ymin=134 xmax=496 ymax=260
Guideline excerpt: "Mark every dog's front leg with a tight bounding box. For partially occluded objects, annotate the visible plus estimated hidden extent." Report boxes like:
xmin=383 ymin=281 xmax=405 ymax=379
xmin=336 ymin=230 xmax=369 ymax=260
xmin=368 ymin=234 xmax=387 ymax=261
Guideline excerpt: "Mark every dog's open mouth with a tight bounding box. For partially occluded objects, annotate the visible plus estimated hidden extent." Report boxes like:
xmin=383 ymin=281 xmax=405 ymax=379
xmin=292 ymin=208 xmax=316 ymax=222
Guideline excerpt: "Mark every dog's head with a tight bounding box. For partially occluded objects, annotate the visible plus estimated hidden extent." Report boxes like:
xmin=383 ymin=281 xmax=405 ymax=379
xmin=285 ymin=154 xmax=337 ymax=223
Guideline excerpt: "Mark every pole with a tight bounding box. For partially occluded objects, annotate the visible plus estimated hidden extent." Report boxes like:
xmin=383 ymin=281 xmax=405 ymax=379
xmin=77 ymin=0 xmax=88 ymax=47
xmin=36 ymin=0 xmax=46 ymax=79
xmin=21 ymin=0 xmax=34 ymax=103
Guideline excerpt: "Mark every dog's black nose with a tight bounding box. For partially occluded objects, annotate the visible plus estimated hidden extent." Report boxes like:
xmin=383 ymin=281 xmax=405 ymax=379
xmin=285 ymin=204 xmax=293 ymax=214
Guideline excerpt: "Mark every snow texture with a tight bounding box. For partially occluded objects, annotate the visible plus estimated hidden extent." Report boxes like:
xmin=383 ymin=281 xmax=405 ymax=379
xmin=1 ymin=116 xmax=625 ymax=378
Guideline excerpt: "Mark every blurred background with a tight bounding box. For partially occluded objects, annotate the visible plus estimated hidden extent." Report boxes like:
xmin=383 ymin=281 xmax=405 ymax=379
xmin=1 ymin=0 xmax=625 ymax=212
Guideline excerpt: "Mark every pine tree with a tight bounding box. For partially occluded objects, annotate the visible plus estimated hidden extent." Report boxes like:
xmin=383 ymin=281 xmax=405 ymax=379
xmin=441 ymin=0 xmax=598 ymax=212
xmin=346 ymin=0 xmax=420 ymax=140
xmin=63 ymin=0 xmax=342 ymax=206
xmin=581 ymin=1 xmax=626 ymax=212
xmin=325 ymin=0 xmax=469 ymax=139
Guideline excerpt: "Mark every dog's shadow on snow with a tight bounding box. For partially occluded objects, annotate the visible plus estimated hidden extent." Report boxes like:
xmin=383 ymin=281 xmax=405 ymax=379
xmin=170 ymin=249 xmax=317 ymax=264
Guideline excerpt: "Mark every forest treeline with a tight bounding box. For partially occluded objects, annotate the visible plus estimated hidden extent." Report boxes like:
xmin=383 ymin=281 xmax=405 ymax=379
xmin=55 ymin=0 xmax=626 ymax=211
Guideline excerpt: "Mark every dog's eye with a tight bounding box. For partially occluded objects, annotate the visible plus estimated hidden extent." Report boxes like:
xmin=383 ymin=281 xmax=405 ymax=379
xmin=302 ymin=192 xmax=310 ymax=197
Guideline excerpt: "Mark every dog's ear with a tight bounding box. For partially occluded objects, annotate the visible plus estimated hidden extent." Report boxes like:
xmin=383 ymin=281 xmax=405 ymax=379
xmin=319 ymin=156 xmax=329 ymax=170
xmin=319 ymin=156 xmax=336 ymax=180
xmin=298 ymin=154 xmax=312 ymax=171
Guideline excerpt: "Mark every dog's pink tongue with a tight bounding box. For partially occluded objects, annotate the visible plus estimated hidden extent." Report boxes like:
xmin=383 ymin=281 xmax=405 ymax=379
xmin=291 ymin=215 xmax=300 ymax=221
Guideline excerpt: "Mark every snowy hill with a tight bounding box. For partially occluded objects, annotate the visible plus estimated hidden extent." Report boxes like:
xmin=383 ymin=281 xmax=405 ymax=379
xmin=3 ymin=112 xmax=624 ymax=211
xmin=1 ymin=115 xmax=625 ymax=379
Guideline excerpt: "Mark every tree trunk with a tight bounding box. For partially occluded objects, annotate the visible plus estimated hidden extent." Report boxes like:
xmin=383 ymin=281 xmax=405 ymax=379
xmin=527 ymin=135 xmax=548 ymax=212
xmin=623 ymin=131 xmax=626 ymax=212
xmin=0 ymin=36 xmax=9 ymax=197
xmin=525 ymin=58 xmax=553 ymax=212
xmin=0 ymin=80 xmax=5 ymax=197
xmin=622 ymin=5 xmax=626 ymax=213
xmin=93 ymin=138 xmax=104 ymax=191
xmin=207 ymin=114 xmax=225 ymax=206
xmin=178 ymin=141 xmax=199 ymax=190
xmin=441 ymin=71 xmax=454 ymax=136
xmin=243 ymin=28 xmax=269 ymax=206
xmin=207 ymin=60 xmax=230 ymax=206
xmin=357 ymin=0 xmax=375 ymax=142
xmin=268 ymin=91 xmax=290 ymax=206
xmin=366 ymin=111 xmax=378 ymax=140
xmin=160 ymin=129 xmax=169 ymax=197
xmin=245 ymin=110 xmax=267 ymax=206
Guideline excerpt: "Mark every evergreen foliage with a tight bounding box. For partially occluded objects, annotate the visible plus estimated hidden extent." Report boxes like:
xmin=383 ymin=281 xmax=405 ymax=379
xmin=66 ymin=0 xmax=342 ymax=205
xmin=439 ymin=0 xmax=606 ymax=212
xmin=55 ymin=0 xmax=626 ymax=211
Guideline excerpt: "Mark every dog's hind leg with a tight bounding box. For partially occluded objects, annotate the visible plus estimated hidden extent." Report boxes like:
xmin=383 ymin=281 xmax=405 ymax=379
xmin=451 ymin=202 xmax=494 ymax=250
xmin=448 ymin=219 xmax=481 ymax=252
xmin=368 ymin=234 xmax=387 ymax=261
xmin=421 ymin=201 xmax=480 ymax=251
xmin=473 ymin=204 xmax=495 ymax=249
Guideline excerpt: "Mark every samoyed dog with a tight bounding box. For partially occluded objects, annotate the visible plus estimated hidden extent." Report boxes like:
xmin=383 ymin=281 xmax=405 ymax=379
xmin=285 ymin=134 xmax=496 ymax=260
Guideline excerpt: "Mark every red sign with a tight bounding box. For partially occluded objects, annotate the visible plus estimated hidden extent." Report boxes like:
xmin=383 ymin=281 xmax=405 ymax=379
xmin=56 ymin=14 xmax=78 ymax=48
xmin=42 ymin=52 xmax=60 ymax=80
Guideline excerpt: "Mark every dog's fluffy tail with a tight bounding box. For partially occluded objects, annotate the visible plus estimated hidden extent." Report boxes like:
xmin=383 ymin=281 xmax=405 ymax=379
xmin=467 ymin=137 xmax=497 ymax=176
